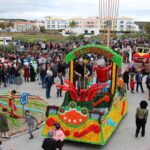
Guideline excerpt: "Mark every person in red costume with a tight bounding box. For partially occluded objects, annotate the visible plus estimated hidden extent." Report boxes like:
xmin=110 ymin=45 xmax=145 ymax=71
xmin=93 ymin=58 xmax=111 ymax=83
xmin=8 ymin=90 xmax=17 ymax=115
xmin=24 ymin=64 xmax=30 ymax=82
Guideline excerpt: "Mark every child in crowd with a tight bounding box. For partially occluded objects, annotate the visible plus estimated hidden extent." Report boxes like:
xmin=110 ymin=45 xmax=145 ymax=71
xmin=8 ymin=90 xmax=17 ymax=116
xmin=55 ymin=73 xmax=64 ymax=97
xmin=52 ymin=123 xmax=65 ymax=150
xmin=130 ymin=76 xmax=136 ymax=93
xmin=24 ymin=110 xmax=39 ymax=139
xmin=135 ymin=100 xmax=149 ymax=138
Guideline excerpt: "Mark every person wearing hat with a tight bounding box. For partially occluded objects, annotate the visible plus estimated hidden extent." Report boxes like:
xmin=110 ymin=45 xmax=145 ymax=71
xmin=42 ymin=131 xmax=56 ymax=150
xmin=53 ymin=123 xmax=65 ymax=150
xmin=135 ymin=100 xmax=149 ymax=138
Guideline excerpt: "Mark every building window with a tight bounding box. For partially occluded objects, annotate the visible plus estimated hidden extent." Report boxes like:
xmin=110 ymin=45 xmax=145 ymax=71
xmin=84 ymin=30 xmax=88 ymax=34
xmin=120 ymin=21 xmax=124 ymax=24
xmin=127 ymin=21 xmax=132 ymax=24
xmin=91 ymin=31 xmax=94 ymax=35
xmin=120 ymin=25 xmax=124 ymax=28
xmin=127 ymin=25 xmax=132 ymax=30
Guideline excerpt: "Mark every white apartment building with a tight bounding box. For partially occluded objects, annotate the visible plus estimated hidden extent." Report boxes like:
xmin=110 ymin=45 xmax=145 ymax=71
xmin=44 ymin=16 xmax=139 ymax=35
xmin=44 ymin=16 xmax=69 ymax=30
xmin=116 ymin=17 xmax=139 ymax=32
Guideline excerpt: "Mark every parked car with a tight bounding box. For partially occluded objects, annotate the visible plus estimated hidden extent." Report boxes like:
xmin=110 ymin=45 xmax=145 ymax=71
xmin=133 ymin=47 xmax=150 ymax=63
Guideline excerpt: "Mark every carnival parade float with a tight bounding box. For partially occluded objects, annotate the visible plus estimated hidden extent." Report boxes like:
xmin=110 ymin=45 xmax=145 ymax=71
xmin=43 ymin=44 xmax=128 ymax=145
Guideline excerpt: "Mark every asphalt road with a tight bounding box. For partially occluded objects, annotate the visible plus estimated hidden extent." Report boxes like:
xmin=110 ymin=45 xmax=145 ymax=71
xmin=1 ymin=74 xmax=150 ymax=150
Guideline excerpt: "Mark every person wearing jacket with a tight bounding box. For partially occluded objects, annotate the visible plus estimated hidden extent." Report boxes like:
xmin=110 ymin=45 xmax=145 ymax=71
xmin=40 ymin=65 xmax=47 ymax=88
xmin=135 ymin=70 xmax=144 ymax=93
xmin=55 ymin=72 xmax=64 ymax=97
xmin=135 ymin=100 xmax=149 ymax=138
xmin=52 ymin=123 xmax=65 ymax=150
xmin=44 ymin=70 xmax=53 ymax=99
xmin=123 ymin=69 xmax=129 ymax=90
xmin=42 ymin=132 xmax=56 ymax=150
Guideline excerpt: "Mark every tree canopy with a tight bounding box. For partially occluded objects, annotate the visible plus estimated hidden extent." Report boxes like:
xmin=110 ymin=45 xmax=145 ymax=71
xmin=144 ymin=23 xmax=150 ymax=38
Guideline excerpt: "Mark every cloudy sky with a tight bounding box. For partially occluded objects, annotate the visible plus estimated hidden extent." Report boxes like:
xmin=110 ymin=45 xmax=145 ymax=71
xmin=0 ymin=0 xmax=149 ymax=21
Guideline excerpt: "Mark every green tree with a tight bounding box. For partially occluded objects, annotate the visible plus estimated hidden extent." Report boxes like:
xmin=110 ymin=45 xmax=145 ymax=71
xmin=40 ymin=26 xmax=46 ymax=33
xmin=144 ymin=23 xmax=150 ymax=38
xmin=0 ymin=22 xmax=5 ymax=29
xmin=69 ymin=21 xmax=77 ymax=28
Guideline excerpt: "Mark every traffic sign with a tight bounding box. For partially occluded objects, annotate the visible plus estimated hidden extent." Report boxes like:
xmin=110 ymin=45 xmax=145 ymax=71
xmin=20 ymin=93 xmax=29 ymax=105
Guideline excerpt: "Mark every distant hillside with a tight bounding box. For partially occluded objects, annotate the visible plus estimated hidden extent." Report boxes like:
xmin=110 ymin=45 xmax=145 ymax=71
xmin=0 ymin=18 xmax=33 ymax=22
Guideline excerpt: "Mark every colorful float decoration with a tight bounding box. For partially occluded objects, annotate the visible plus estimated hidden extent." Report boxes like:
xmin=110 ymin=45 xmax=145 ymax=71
xmin=43 ymin=44 xmax=128 ymax=145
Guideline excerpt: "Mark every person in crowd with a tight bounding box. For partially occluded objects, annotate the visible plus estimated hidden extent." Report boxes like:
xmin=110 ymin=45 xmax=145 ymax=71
xmin=130 ymin=75 xmax=136 ymax=93
xmin=58 ymin=60 xmax=66 ymax=77
xmin=145 ymin=73 xmax=150 ymax=100
xmin=40 ymin=64 xmax=47 ymax=88
xmin=24 ymin=64 xmax=30 ymax=82
xmin=117 ymin=74 xmax=126 ymax=99
xmin=141 ymin=59 xmax=147 ymax=80
xmin=0 ymin=108 xmax=10 ymax=138
xmin=44 ymin=70 xmax=53 ymax=99
xmin=42 ymin=131 xmax=56 ymax=150
xmin=24 ymin=110 xmax=39 ymax=139
xmin=15 ymin=65 xmax=21 ymax=86
xmin=52 ymin=123 xmax=65 ymax=150
xmin=129 ymin=61 xmax=136 ymax=73
xmin=123 ymin=69 xmax=129 ymax=90
xmin=1 ymin=66 xmax=7 ymax=87
xmin=8 ymin=90 xmax=17 ymax=117
xmin=135 ymin=100 xmax=149 ymax=138
xmin=30 ymin=64 xmax=36 ymax=82
xmin=135 ymin=69 xmax=144 ymax=93
xmin=75 ymin=58 xmax=90 ymax=89
xmin=55 ymin=72 xmax=64 ymax=97
xmin=9 ymin=64 xmax=16 ymax=84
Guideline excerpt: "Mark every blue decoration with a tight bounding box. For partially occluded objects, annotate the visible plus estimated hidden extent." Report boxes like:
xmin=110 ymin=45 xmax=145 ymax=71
xmin=107 ymin=118 xmax=117 ymax=127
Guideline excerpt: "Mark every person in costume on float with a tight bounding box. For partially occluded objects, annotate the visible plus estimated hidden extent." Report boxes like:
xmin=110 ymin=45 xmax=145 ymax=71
xmin=93 ymin=57 xmax=111 ymax=83
xmin=8 ymin=90 xmax=17 ymax=116
xmin=75 ymin=58 xmax=90 ymax=89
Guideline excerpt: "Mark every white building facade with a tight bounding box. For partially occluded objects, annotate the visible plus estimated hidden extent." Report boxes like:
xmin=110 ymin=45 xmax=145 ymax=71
xmin=44 ymin=16 xmax=69 ymax=30
xmin=116 ymin=17 xmax=139 ymax=32
xmin=44 ymin=16 xmax=139 ymax=36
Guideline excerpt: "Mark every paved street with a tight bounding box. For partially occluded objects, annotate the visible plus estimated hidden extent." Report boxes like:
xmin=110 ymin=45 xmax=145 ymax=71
xmin=1 ymin=76 xmax=150 ymax=150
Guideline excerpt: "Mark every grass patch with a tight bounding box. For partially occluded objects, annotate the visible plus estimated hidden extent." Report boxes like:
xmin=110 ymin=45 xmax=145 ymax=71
xmin=0 ymin=95 xmax=48 ymax=135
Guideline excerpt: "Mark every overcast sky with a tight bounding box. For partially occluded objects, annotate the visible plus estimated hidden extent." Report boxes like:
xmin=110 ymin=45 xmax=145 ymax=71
xmin=0 ymin=0 xmax=149 ymax=21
